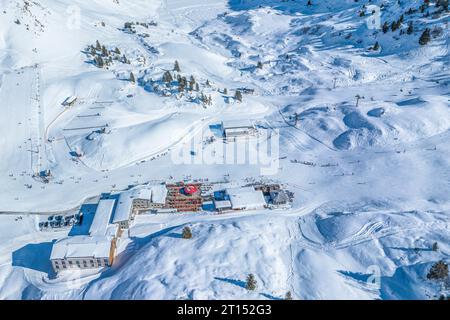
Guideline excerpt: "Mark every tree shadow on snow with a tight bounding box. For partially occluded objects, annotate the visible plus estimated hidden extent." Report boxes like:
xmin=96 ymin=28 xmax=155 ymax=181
xmin=165 ymin=232 xmax=183 ymax=239
xmin=260 ymin=293 xmax=283 ymax=300
xmin=214 ymin=277 xmax=246 ymax=289
xmin=337 ymin=270 xmax=371 ymax=283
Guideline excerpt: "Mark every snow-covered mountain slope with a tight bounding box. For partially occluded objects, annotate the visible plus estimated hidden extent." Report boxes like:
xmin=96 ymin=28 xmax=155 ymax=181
xmin=0 ymin=0 xmax=449 ymax=299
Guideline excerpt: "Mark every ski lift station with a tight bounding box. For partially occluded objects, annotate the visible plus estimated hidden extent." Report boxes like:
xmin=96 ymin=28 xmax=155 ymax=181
xmin=221 ymin=119 xmax=257 ymax=142
xmin=61 ymin=95 xmax=77 ymax=107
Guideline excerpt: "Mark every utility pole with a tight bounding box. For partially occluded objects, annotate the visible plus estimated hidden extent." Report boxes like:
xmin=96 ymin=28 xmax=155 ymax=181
xmin=293 ymin=113 xmax=300 ymax=127
xmin=355 ymin=94 xmax=364 ymax=107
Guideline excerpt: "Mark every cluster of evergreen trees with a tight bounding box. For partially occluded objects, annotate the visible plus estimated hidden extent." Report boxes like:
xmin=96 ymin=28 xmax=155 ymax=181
xmin=151 ymin=60 xmax=245 ymax=105
xmin=378 ymin=1 xmax=447 ymax=47
xmin=159 ymin=61 xmax=212 ymax=105
xmin=87 ymin=40 xmax=130 ymax=68
xmin=123 ymin=21 xmax=158 ymax=34
xmin=382 ymin=14 xmax=404 ymax=33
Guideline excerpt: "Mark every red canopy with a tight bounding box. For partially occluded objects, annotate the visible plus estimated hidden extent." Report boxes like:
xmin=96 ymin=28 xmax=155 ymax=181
xmin=184 ymin=185 xmax=198 ymax=195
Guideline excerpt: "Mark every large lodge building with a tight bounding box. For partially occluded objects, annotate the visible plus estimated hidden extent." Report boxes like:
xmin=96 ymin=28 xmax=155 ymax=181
xmin=49 ymin=181 xmax=286 ymax=273
xmin=50 ymin=183 xmax=168 ymax=273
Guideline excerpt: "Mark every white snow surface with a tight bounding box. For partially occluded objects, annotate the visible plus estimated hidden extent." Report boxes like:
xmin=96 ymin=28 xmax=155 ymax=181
xmin=0 ymin=0 xmax=449 ymax=300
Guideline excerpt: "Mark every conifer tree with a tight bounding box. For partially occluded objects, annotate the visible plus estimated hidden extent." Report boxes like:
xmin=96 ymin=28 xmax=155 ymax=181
xmin=130 ymin=72 xmax=136 ymax=83
xmin=174 ymin=60 xmax=181 ymax=72
xmin=96 ymin=56 xmax=104 ymax=68
xmin=372 ymin=41 xmax=380 ymax=51
xmin=101 ymin=45 xmax=108 ymax=57
xmin=285 ymin=291 xmax=293 ymax=300
xmin=189 ymin=75 xmax=195 ymax=90
xmin=432 ymin=242 xmax=439 ymax=252
xmin=419 ymin=28 xmax=431 ymax=45
xmin=407 ymin=21 xmax=414 ymax=35
xmin=246 ymin=274 xmax=257 ymax=291
xmin=182 ymin=226 xmax=192 ymax=239
xmin=427 ymin=261 xmax=448 ymax=280
xmin=163 ymin=70 xmax=173 ymax=83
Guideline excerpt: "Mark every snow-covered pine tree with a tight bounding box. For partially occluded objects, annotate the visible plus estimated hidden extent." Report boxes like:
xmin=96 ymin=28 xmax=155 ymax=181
xmin=246 ymin=274 xmax=257 ymax=291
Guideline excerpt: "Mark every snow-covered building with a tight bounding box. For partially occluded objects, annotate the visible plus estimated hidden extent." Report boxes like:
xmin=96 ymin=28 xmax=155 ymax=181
xmin=89 ymin=199 xmax=118 ymax=238
xmin=226 ymin=187 xmax=267 ymax=211
xmin=214 ymin=200 xmax=232 ymax=212
xmin=50 ymin=199 xmax=120 ymax=273
xmin=62 ymin=95 xmax=77 ymax=107
xmin=149 ymin=184 xmax=168 ymax=208
xmin=112 ymin=185 xmax=167 ymax=229
xmin=113 ymin=190 xmax=137 ymax=230
xmin=221 ymin=120 xmax=257 ymax=142
xmin=165 ymin=183 xmax=203 ymax=212
xmin=50 ymin=236 xmax=115 ymax=272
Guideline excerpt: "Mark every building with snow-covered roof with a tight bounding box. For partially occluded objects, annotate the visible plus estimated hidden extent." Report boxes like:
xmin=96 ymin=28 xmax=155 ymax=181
xmin=50 ymin=199 xmax=121 ymax=273
xmin=89 ymin=199 xmax=117 ymax=237
xmin=112 ymin=185 xmax=167 ymax=229
xmin=113 ymin=190 xmax=136 ymax=230
xmin=226 ymin=187 xmax=267 ymax=211
xmin=214 ymin=200 xmax=232 ymax=212
xmin=149 ymin=183 xmax=168 ymax=208
xmin=62 ymin=95 xmax=77 ymax=107
xmin=50 ymin=236 xmax=116 ymax=273
xmin=221 ymin=120 xmax=257 ymax=142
